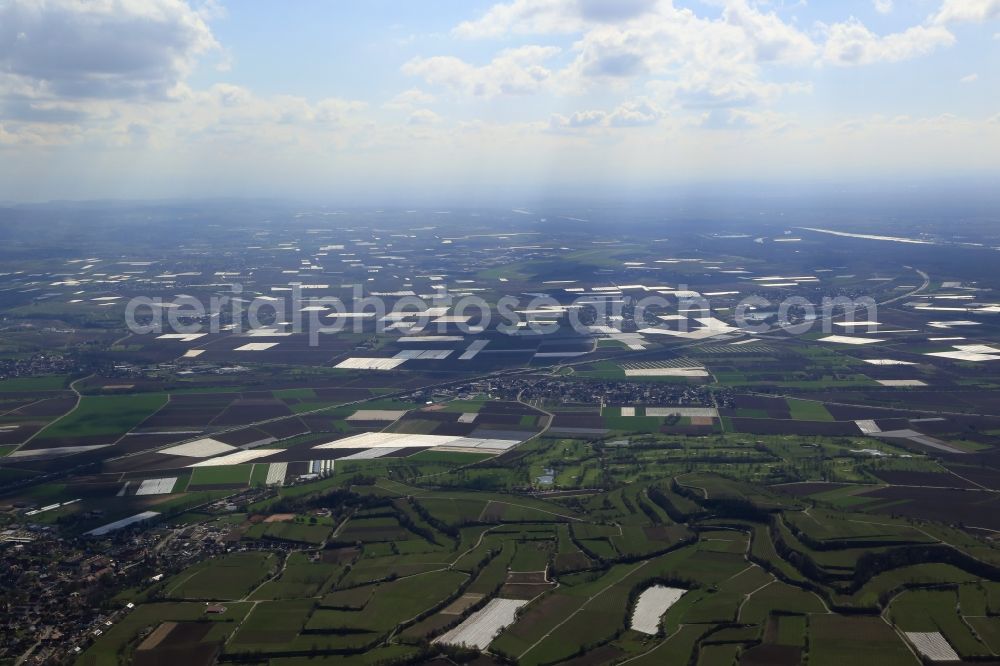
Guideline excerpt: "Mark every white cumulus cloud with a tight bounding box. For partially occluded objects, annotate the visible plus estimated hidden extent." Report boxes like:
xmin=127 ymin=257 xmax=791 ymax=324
xmin=453 ymin=0 xmax=658 ymax=38
xmin=874 ymin=0 xmax=894 ymax=14
xmin=384 ymin=88 xmax=436 ymax=111
xmin=0 ymin=0 xmax=218 ymax=102
xmin=549 ymin=98 xmax=665 ymax=131
xmin=931 ymin=0 xmax=1000 ymax=24
xmin=822 ymin=19 xmax=955 ymax=66
xmin=402 ymin=46 xmax=561 ymax=98
xmin=408 ymin=109 xmax=442 ymax=125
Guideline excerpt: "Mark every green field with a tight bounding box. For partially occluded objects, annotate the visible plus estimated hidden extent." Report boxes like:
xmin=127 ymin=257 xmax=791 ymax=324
xmin=250 ymin=462 xmax=271 ymax=486
xmin=164 ymin=552 xmax=276 ymax=600
xmin=245 ymin=520 xmax=332 ymax=545
xmin=230 ymin=598 xmax=317 ymax=648
xmin=807 ymin=616 xmax=916 ymax=666
xmin=35 ymin=393 xmax=167 ymax=440
xmin=9 ymin=334 xmax=1000 ymax=665
xmin=786 ymin=398 xmax=834 ymax=421
xmin=889 ymin=589 xmax=990 ymax=657
xmin=77 ymin=602 xmax=253 ymax=666
xmin=250 ymin=553 xmax=341 ymax=599
xmin=0 ymin=375 xmax=69 ymax=392
xmin=54 ymin=426 xmax=1000 ymax=665
xmin=187 ymin=464 xmax=253 ymax=487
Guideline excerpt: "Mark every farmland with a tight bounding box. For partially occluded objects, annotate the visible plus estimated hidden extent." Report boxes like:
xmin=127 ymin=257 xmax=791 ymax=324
xmin=162 ymin=552 xmax=276 ymax=600
xmin=75 ymin=426 xmax=1000 ymax=665
xmin=33 ymin=393 xmax=168 ymax=443
xmin=5 ymin=205 xmax=1000 ymax=665
xmin=187 ymin=464 xmax=254 ymax=488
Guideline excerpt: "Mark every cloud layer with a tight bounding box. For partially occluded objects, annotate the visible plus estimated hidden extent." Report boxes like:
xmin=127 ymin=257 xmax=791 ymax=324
xmin=0 ymin=0 xmax=217 ymax=101
xmin=0 ymin=0 xmax=997 ymax=200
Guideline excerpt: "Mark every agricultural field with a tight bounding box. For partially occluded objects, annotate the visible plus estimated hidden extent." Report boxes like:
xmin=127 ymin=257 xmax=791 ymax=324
xmin=6 ymin=206 xmax=1000 ymax=665
xmin=162 ymin=552 xmax=276 ymax=600
xmin=187 ymin=465 xmax=253 ymax=488
xmin=33 ymin=393 xmax=168 ymax=443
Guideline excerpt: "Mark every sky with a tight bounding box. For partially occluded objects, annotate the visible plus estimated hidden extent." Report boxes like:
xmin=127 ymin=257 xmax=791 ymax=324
xmin=0 ymin=0 xmax=999 ymax=203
